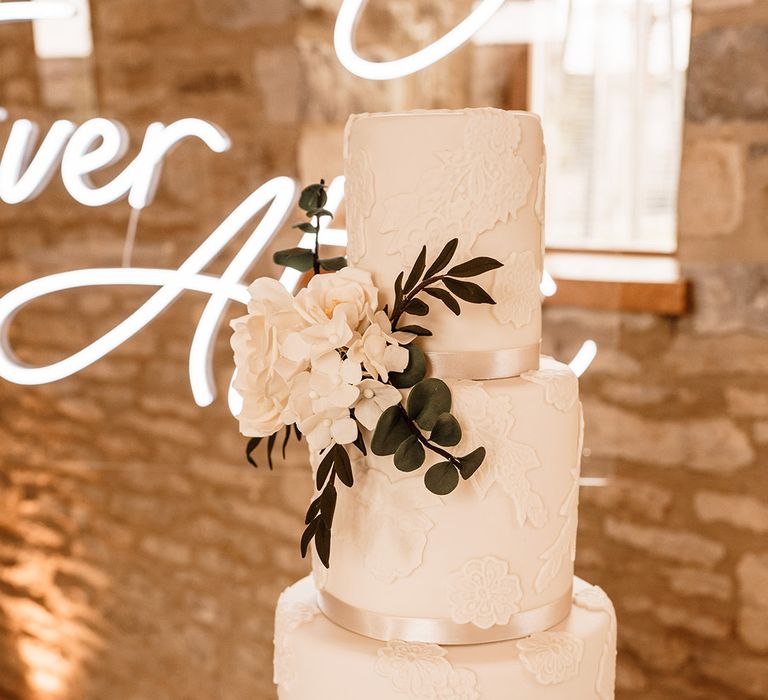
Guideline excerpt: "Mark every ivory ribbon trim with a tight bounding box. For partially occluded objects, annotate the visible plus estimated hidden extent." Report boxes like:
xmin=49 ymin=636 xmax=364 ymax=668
xmin=425 ymin=342 xmax=541 ymax=380
xmin=317 ymin=586 xmax=573 ymax=645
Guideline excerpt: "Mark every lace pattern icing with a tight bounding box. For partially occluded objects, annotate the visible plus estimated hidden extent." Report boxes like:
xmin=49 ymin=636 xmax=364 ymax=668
xmin=378 ymin=110 xmax=533 ymax=265
xmin=574 ymin=585 xmax=617 ymax=700
xmin=344 ymin=147 xmax=375 ymax=264
xmin=535 ymin=403 xmax=583 ymax=593
xmin=522 ymin=359 xmax=579 ymax=412
xmin=375 ymin=640 xmax=480 ymax=700
xmin=448 ymin=556 xmax=523 ymax=628
xmin=273 ymin=590 xmax=321 ymax=690
xmin=491 ymin=250 xmax=540 ymax=328
xmin=450 ymin=382 xmax=547 ymax=528
xmin=338 ymin=467 xmax=443 ymax=583
xmin=517 ymin=631 xmax=585 ymax=685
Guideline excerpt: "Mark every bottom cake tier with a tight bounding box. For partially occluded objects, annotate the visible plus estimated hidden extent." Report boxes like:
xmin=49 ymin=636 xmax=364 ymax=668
xmin=274 ymin=576 xmax=616 ymax=700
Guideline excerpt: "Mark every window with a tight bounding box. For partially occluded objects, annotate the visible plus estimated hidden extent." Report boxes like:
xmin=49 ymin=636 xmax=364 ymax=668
xmin=478 ymin=0 xmax=691 ymax=253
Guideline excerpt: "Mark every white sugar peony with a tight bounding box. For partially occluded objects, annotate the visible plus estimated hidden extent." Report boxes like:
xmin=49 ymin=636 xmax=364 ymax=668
xmin=348 ymin=311 xmax=410 ymax=381
xmin=294 ymin=267 xmax=378 ymax=332
xmin=353 ymin=379 xmax=402 ymax=430
xmin=303 ymin=407 xmax=359 ymax=452
xmin=230 ymin=279 xmax=308 ymax=437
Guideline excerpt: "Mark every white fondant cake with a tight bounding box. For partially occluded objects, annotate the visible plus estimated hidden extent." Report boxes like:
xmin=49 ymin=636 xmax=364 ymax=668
xmin=275 ymin=576 xmax=617 ymax=700
xmin=344 ymin=109 xmax=545 ymax=363
xmin=270 ymin=108 xmax=616 ymax=699
xmin=312 ymin=357 xmax=582 ymax=641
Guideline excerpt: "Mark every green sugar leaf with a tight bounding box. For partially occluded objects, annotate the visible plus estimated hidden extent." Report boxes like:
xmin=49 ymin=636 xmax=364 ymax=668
xmin=430 ymin=413 xmax=462 ymax=447
xmin=394 ymin=435 xmax=426 ymax=472
xmin=425 ymin=461 xmax=460 ymax=495
xmin=371 ymin=406 xmax=413 ymax=456
xmin=390 ymin=344 xmax=427 ymax=389
xmin=274 ymin=247 xmax=315 ymax=272
xmin=424 ymin=238 xmax=459 ymax=279
xmin=424 ymin=287 xmax=460 ymax=315
xmin=446 ymin=257 xmax=504 ymax=278
xmin=407 ymin=378 xmax=452 ymax=431
xmin=443 ymin=278 xmax=496 ymax=305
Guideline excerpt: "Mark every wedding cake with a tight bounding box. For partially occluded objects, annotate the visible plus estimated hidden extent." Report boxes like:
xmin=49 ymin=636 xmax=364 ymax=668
xmin=249 ymin=108 xmax=616 ymax=699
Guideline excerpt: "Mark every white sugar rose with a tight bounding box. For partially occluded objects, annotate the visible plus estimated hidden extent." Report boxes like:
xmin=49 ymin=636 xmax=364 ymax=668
xmin=294 ymin=267 xmax=378 ymax=332
xmin=230 ymin=279 xmax=308 ymax=437
xmin=354 ymin=379 xmax=402 ymax=431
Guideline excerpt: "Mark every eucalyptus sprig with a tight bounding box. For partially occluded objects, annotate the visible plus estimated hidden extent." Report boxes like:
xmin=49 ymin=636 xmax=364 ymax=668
xmin=273 ymin=180 xmax=347 ymax=275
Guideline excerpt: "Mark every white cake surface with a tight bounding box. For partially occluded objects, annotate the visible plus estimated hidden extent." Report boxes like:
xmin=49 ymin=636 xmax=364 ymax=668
xmin=311 ymin=357 xmax=582 ymax=643
xmin=275 ymin=575 xmax=616 ymax=700
xmin=344 ymin=108 xmax=545 ymax=362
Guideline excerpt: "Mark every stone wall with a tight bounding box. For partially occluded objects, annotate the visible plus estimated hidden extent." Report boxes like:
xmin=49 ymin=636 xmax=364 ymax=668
xmin=0 ymin=1 xmax=766 ymax=699
xmin=547 ymin=1 xmax=768 ymax=698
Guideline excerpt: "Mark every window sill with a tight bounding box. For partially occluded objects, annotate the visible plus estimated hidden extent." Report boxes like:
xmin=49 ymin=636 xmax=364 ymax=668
xmin=543 ymin=252 xmax=688 ymax=316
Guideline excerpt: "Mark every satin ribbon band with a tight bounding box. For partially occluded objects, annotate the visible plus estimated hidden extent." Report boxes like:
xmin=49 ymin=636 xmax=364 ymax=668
xmin=317 ymin=586 xmax=573 ymax=646
xmin=425 ymin=342 xmax=541 ymax=381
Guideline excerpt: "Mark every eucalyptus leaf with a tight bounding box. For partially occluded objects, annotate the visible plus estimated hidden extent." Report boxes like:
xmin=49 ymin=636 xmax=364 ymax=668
xmin=397 ymin=324 xmax=433 ymax=337
xmin=424 ymin=287 xmax=460 ymax=315
xmin=406 ymin=378 xmax=452 ymax=431
xmin=459 ymin=447 xmax=486 ymax=480
xmin=394 ymin=270 xmax=404 ymax=311
xmin=319 ymin=256 xmax=348 ymax=271
xmin=307 ymin=207 xmax=334 ymax=220
xmin=333 ymin=444 xmax=354 ymax=487
xmin=300 ymin=518 xmax=318 ymax=558
xmin=316 ymin=448 xmax=334 ymax=490
xmin=352 ymin=428 xmax=367 ymax=456
xmin=430 ymin=413 xmax=462 ymax=447
xmin=292 ymin=222 xmax=318 ymax=233
xmin=424 ymin=238 xmax=459 ymax=279
xmin=390 ymin=344 xmax=427 ymax=389
xmin=320 ymin=483 xmax=337 ymax=527
xmin=446 ymin=257 xmax=503 ymax=278
xmin=404 ymin=245 xmax=427 ymax=293
xmin=371 ymin=406 xmax=413 ymax=456
xmin=299 ymin=183 xmax=326 ymax=211
xmin=394 ymin=435 xmax=426 ymax=472
xmin=443 ymin=278 xmax=496 ymax=305
xmin=315 ymin=520 xmax=331 ymax=568
xmin=273 ymin=247 xmax=314 ymax=272
xmin=404 ymin=298 xmax=429 ymax=316
xmin=424 ymin=461 xmax=460 ymax=495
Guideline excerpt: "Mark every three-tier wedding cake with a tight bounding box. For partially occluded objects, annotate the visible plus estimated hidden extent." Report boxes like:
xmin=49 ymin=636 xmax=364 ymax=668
xmin=271 ymin=109 xmax=617 ymax=699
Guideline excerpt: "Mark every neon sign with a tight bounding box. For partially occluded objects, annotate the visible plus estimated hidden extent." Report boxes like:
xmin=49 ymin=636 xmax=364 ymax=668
xmin=0 ymin=0 xmax=593 ymax=411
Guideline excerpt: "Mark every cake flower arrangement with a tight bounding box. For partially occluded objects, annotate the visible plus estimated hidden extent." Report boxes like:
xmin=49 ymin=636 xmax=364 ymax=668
xmin=231 ymin=181 xmax=502 ymax=567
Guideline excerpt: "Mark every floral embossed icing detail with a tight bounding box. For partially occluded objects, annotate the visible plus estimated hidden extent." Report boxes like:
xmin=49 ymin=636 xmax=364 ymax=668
xmin=450 ymin=382 xmax=547 ymax=528
xmin=273 ymin=592 xmax=320 ymax=689
xmin=491 ymin=250 xmax=540 ymax=328
xmin=522 ymin=358 xmax=579 ymax=412
xmin=375 ymin=640 xmax=480 ymax=700
xmin=448 ymin=556 xmax=523 ymax=628
xmin=344 ymin=147 xmax=375 ymax=264
xmin=517 ymin=631 xmax=585 ymax=685
xmin=345 ymin=468 xmax=443 ymax=583
xmin=535 ymin=404 xmax=583 ymax=593
xmin=379 ymin=110 xmax=533 ymax=264
xmin=574 ymin=585 xmax=617 ymax=700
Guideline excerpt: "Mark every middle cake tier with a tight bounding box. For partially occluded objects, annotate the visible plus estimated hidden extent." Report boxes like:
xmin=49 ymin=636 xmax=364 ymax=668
xmin=311 ymin=356 xmax=583 ymax=644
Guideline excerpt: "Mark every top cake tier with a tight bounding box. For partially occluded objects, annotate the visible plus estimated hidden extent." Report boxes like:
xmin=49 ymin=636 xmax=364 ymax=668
xmin=344 ymin=108 xmax=545 ymax=367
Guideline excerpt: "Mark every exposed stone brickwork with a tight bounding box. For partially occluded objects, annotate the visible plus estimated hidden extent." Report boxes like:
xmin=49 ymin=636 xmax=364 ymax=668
xmin=1 ymin=1 xmax=767 ymax=699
